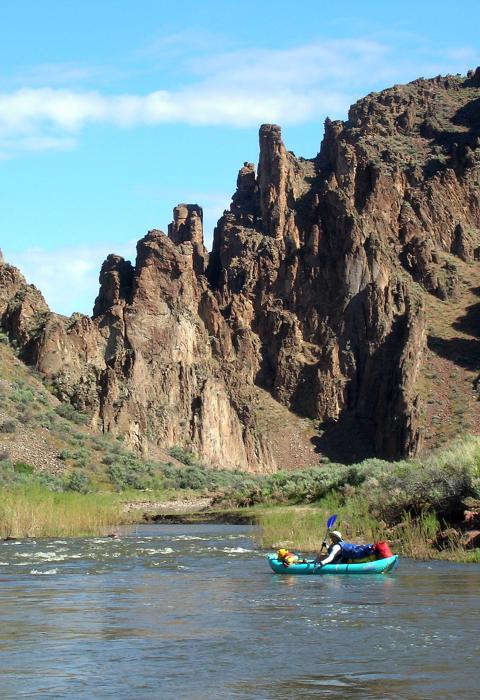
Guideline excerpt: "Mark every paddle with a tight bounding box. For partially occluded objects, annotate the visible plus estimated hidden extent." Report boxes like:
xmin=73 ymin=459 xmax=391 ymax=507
xmin=321 ymin=514 xmax=337 ymax=552
xmin=313 ymin=514 xmax=337 ymax=572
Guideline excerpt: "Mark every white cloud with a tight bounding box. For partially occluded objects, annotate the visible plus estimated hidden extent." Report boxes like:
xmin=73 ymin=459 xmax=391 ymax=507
xmin=7 ymin=242 xmax=136 ymax=316
xmin=1 ymin=36 xmax=478 ymax=156
xmin=444 ymin=46 xmax=478 ymax=63
xmin=0 ymin=84 xmax=337 ymax=141
xmin=190 ymin=39 xmax=390 ymax=87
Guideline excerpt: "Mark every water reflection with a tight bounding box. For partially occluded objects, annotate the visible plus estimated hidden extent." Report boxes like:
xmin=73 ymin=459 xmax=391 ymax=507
xmin=0 ymin=524 xmax=479 ymax=699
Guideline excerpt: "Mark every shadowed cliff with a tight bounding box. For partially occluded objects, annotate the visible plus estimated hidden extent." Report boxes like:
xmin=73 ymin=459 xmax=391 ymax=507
xmin=2 ymin=68 xmax=480 ymax=469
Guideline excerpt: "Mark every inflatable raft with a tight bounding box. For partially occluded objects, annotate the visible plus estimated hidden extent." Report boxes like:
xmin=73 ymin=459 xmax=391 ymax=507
xmin=267 ymin=554 xmax=398 ymax=575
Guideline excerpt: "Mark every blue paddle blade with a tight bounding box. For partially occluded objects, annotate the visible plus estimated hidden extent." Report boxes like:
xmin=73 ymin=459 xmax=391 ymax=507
xmin=326 ymin=514 xmax=337 ymax=529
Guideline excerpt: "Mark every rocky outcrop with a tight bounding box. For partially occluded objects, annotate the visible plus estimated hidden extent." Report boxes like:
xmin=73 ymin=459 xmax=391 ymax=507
xmin=0 ymin=232 xmax=273 ymax=470
xmin=0 ymin=262 xmax=50 ymax=358
xmin=2 ymin=69 xmax=480 ymax=467
xmin=461 ymin=498 xmax=480 ymax=549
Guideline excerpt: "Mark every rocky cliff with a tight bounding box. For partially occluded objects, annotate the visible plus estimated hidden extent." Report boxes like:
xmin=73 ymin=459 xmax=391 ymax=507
xmin=2 ymin=68 xmax=480 ymax=469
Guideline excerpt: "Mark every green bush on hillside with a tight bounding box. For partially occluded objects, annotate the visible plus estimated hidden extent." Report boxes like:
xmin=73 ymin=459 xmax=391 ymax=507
xmin=169 ymin=446 xmax=198 ymax=465
xmin=65 ymin=471 xmax=91 ymax=493
xmin=106 ymin=460 xmax=158 ymax=491
xmin=213 ymin=437 xmax=480 ymax=523
xmin=13 ymin=461 xmax=34 ymax=475
xmin=0 ymin=419 xmax=17 ymax=433
xmin=0 ymin=458 xmax=63 ymax=490
xmin=55 ymin=403 xmax=89 ymax=425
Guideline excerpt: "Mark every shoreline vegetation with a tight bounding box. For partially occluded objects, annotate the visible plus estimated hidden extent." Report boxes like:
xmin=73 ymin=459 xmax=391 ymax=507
xmin=1 ymin=435 xmax=479 ymax=562
xmin=1 ymin=358 xmax=479 ymax=560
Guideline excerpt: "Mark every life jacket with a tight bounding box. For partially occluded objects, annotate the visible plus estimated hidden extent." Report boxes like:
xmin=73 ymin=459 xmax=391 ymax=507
xmin=373 ymin=541 xmax=393 ymax=559
xmin=277 ymin=549 xmax=297 ymax=566
xmin=339 ymin=541 xmax=375 ymax=560
xmin=325 ymin=542 xmax=343 ymax=563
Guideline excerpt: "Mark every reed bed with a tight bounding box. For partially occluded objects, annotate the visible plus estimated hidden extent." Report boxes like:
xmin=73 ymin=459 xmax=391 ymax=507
xmin=256 ymin=496 xmax=386 ymax=554
xmin=0 ymin=486 xmax=135 ymax=538
xmin=255 ymin=494 xmax=479 ymax=562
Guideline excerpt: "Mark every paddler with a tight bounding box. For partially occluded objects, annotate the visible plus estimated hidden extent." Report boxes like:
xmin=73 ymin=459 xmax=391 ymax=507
xmin=314 ymin=530 xmax=343 ymax=567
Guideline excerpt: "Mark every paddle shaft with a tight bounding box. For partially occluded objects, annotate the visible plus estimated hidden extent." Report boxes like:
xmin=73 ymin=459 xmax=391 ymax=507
xmin=321 ymin=514 xmax=337 ymax=551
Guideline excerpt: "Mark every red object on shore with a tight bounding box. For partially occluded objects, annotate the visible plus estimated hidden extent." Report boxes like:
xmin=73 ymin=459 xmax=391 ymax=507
xmin=374 ymin=541 xmax=393 ymax=559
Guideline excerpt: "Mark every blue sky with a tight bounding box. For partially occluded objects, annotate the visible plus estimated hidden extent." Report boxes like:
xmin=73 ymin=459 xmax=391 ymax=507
xmin=1 ymin=0 xmax=479 ymax=315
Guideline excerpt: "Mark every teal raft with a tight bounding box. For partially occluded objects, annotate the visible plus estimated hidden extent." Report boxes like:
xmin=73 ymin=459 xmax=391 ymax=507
xmin=267 ymin=554 xmax=398 ymax=575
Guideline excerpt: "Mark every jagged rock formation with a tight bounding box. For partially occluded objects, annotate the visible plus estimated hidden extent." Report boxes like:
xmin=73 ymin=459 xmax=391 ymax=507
xmin=2 ymin=69 xmax=480 ymax=468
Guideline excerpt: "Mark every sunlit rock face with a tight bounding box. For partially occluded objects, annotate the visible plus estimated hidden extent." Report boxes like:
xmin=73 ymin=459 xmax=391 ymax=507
xmin=2 ymin=69 xmax=480 ymax=467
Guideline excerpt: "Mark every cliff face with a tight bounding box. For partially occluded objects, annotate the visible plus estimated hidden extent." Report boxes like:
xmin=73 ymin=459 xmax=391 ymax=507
xmin=2 ymin=69 xmax=480 ymax=468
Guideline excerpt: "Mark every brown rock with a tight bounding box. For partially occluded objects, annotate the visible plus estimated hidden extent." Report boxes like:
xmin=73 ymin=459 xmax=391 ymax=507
xmin=2 ymin=69 xmax=480 ymax=469
xmin=168 ymin=204 xmax=208 ymax=276
xmin=462 ymin=530 xmax=480 ymax=549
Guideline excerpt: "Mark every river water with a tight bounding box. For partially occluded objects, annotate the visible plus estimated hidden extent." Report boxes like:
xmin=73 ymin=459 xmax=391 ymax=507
xmin=0 ymin=523 xmax=479 ymax=699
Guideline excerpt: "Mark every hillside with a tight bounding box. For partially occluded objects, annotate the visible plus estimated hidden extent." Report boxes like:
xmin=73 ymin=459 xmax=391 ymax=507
xmin=0 ymin=335 xmax=194 ymax=493
xmin=1 ymin=68 xmax=480 ymax=471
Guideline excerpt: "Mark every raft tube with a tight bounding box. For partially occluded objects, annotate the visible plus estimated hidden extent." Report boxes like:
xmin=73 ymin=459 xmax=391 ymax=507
xmin=267 ymin=554 xmax=398 ymax=575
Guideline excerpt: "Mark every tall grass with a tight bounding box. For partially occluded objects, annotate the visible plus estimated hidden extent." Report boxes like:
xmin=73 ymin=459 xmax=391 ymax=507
xmin=0 ymin=486 xmax=136 ymax=538
xmin=256 ymin=494 xmax=387 ymax=553
xmin=255 ymin=491 xmax=478 ymax=562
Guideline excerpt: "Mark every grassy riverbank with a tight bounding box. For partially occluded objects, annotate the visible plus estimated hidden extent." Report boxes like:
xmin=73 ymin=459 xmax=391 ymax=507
xmin=244 ymin=437 xmax=480 ymax=562
xmin=0 ymin=486 xmax=140 ymax=538
xmin=254 ymin=502 xmax=480 ymax=563
xmin=1 ymin=346 xmax=480 ymax=556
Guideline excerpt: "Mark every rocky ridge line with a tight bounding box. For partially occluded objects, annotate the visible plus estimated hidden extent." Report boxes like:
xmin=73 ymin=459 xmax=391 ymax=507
xmin=2 ymin=69 xmax=480 ymax=469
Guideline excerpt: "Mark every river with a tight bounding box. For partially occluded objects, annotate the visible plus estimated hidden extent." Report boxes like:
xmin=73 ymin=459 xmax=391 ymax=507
xmin=0 ymin=523 xmax=479 ymax=699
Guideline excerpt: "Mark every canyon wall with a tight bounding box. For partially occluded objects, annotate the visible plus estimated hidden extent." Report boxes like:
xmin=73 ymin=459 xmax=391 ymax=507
xmin=2 ymin=69 xmax=480 ymax=469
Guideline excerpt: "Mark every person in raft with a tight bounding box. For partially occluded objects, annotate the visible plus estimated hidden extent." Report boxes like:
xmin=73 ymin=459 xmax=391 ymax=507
xmin=315 ymin=530 xmax=344 ymax=566
xmin=315 ymin=531 xmax=393 ymax=566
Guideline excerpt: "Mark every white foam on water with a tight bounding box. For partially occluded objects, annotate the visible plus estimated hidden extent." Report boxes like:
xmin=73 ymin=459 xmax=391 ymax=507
xmin=138 ymin=547 xmax=174 ymax=555
xmin=15 ymin=551 xmax=66 ymax=561
xmin=223 ymin=547 xmax=252 ymax=554
xmin=3 ymin=540 xmax=34 ymax=546
xmin=30 ymin=568 xmax=58 ymax=575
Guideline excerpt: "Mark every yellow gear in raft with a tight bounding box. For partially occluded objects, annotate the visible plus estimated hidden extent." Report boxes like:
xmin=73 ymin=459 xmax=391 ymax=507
xmin=277 ymin=548 xmax=298 ymax=566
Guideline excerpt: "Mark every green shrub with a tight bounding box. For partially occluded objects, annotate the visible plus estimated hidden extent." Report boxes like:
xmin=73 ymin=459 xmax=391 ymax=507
xmin=55 ymin=403 xmax=89 ymax=425
xmin=106 ymin=462 xmax=155 ymax=491
xmin=38 ymin=412 xmax=57 ymax=429
xmin=177 ymin=467 xmax=208 ymax=490
xmin=11 ymin=387 xmax=36 ymax=405
xmin=0 ymin=420 xmax=17 ymax=433
xmin=13 ymin=462 xmax=34 ymax=475
xmin=65 ymin=471 xmax=91 ymax=493
xmin=169 ymin=446 xmax=198 ymax=465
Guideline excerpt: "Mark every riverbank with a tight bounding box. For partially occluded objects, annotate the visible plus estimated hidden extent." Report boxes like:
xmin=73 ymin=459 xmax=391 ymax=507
xmin=252 ymin=504 xmax=480 ymax=563
xmin=140 ymin=504 xmax=480 ymax=562
xmin=2 ymin=487 xmax=479 ymax=562
xmin=138 ymin=499 xmax=480 ymax=563
xmin=2 ymin=434 xmax=480 ymax=563
xmin=0 ymin=487 xmax=140 ymax=538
